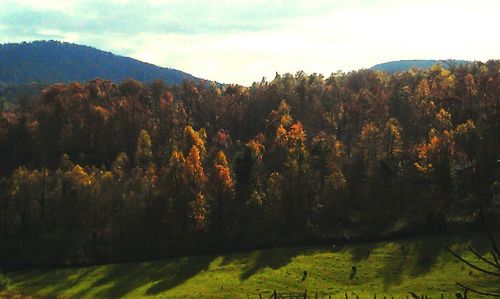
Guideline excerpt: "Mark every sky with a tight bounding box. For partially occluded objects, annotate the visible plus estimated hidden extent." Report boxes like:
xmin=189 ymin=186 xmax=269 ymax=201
xmin=1 ymin=0 xmax=499 ymax=85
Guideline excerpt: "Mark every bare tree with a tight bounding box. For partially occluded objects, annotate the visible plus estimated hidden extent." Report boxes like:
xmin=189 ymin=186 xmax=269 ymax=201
xmin=446 ymin=210 xmax=500 ymax=297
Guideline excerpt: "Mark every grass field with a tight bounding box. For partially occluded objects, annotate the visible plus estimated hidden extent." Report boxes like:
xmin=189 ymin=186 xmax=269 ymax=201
xmin=1 ymin=233 xmax=499 ymax=298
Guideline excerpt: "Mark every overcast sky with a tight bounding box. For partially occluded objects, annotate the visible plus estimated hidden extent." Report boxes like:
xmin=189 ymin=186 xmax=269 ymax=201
xmin=1 ymin=0 xmax=499 ymax=85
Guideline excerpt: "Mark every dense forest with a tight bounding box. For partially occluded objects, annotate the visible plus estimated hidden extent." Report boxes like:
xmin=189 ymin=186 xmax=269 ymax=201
xmin=0 ymin=41 xmax=199 ymax=85
xmin=0 ymin=62 xmax=499 ymax=269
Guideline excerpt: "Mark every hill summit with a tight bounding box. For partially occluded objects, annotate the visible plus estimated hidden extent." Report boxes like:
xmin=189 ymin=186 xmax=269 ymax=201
xmin=371 ymin=59 xmax=470 ymax=73
xmin=0 ymin=40 xmax=200 ymax=85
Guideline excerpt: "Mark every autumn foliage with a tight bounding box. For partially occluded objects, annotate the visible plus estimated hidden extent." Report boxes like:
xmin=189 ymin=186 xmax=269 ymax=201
xmin=0 ymin=61 xmax=499 ymax=268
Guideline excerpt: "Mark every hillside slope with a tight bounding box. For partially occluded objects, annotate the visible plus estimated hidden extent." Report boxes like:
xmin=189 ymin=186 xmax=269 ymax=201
xmin=0 ymin=40 xmax=200 ymax=85
xmin=371 ymin=59 xmax=469 ymax=73
xmin=2 ymin=234 xmax=498 ymax=298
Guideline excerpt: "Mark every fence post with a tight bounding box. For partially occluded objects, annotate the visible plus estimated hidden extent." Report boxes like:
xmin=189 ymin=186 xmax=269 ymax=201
xmin=315 ymin=292 xmax=318 ymax=299
xmin=345 ymin=293 xmax=348 ymax=299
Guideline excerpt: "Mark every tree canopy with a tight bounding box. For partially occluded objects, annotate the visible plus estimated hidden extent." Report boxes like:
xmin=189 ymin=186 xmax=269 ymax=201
xmin=0 ymin=61 xmax=499 ymax=268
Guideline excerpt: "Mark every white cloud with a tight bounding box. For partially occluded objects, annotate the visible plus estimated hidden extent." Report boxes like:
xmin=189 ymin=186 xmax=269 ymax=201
xmin=122 ymin=0 xmax=500 ymax=84
xmin=11 ymin=0 xmax=79 ymax=12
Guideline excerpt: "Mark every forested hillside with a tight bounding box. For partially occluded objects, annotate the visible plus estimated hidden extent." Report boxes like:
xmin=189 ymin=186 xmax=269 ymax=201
xmin=371 ymin=60 xmax=469 ymax=73
xmin=0 ymin=62 xmax=499 ymax=269
xmin=0 ymin=41 xmax=199 ymax=85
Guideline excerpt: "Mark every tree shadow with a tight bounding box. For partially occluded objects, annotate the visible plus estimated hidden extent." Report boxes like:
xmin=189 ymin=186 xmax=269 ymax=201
xmin=8 ymin=232 xmax=493 ymax=297
xmin=8 ymin=267 xmax=99 ymax=297
xmin=468 ymin=232 xmax=494 ymax=256
xmin=48 ymin=268 xmax=98 ymax=295
xmin=407 ymin=236 xmax=445 ymax=277
xmin=375 ymin=233 xmax=490 ymax=290
xmin=371 ymin=235 xmax=447 ymax=291
xmin=376 ymin=243 xmax=410 ymax=290
xmin=10 ymin=254 xmax=215 ymax=298
xmin=220 ymin=246 xmax=318 ymax=281
xmin=9 ymin=267 xmax=107 ymax=298
xmin=84 ymin=255 xmax=214 ymax=297
xmin=348 ymin=243 xmax=377 ymax=262
xmin=75 ymin=262 xmax=156 ymax=298
xmin=8 ymin=245 xmax=314 ymax=296
xmin=145 ymin=255 xmax=213 ymax=295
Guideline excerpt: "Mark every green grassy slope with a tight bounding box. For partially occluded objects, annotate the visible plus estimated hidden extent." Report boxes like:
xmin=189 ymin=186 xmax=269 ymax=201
xmin=2 ymin=233 xmax=499 ymax=298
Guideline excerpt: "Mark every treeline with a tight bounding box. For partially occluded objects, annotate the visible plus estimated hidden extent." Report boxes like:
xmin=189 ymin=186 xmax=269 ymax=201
xmin=0 ymin=62 xmax=499 ymax=268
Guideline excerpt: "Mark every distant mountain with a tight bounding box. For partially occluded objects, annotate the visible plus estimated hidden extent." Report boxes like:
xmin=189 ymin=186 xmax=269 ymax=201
xmin=0 ymin=40 xmax=201 ymax=85
xmin=371 ymin=59 xmax=470 ymax=73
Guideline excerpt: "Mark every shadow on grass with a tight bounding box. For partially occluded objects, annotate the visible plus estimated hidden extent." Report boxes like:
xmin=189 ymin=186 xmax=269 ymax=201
xmin=8 ymin=246 xmax=311 ymax=297
xmin=372 ymin=235 xmax=449 ymax=291
xmin=407 ymin=236 xmax=447 ymax=277
xmin=221 ymin=246 xmax=318 ymax=281
xmin=374 ymin=233 xmax=492 ymax=291
xmin=88 ymin=255 xmax=214 ymax=297
xmin=9 ymin=232 xmax=493 ymax=297
xmin=8 ymin=267 xmax=98 ymax=296
xmin=9 ymin=255 xmax=215 ymax=298
xmin=348 ymin=243 xmax=377 ymax=262
xmin=145 ymin=255 xmax=214 ymax=296
xmin=375 ymin=243 xmax=410 ymax=290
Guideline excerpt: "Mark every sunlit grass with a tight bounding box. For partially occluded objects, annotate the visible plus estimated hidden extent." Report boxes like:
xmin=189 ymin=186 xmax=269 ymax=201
xmin=2 ymin=233 xmax=499 ymax=298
